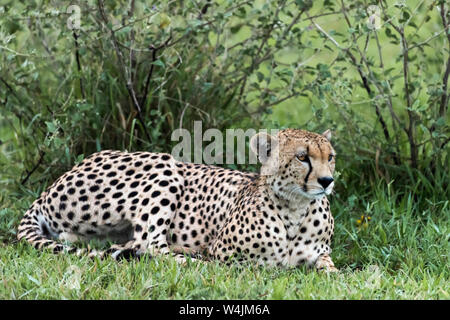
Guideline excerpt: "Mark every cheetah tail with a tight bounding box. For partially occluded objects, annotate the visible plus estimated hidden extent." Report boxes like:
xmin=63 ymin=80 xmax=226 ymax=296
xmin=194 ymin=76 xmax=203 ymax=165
xmin=17 ymin=203 xmax=80 ymax=255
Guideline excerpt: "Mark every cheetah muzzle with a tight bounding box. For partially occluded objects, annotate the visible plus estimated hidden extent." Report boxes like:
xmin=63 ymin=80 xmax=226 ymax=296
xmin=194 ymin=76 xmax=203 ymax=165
xmin=17 ymin=129 xmax=338 ymax=271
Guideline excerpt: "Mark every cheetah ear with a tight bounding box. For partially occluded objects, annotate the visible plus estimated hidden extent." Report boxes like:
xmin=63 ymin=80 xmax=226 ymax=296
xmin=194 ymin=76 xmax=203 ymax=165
xmin=250 ymin=132 xmax=276 ymax=164
xmin=322 ymin=129 xmax=332 ymax=141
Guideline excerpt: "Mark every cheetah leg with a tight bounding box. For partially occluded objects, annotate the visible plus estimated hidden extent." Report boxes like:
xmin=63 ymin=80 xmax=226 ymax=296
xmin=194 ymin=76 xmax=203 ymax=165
xmin=314 ymin=253 xmax=338 ymax=273
xmin=127 ymin=187 xmax=200 ymax=264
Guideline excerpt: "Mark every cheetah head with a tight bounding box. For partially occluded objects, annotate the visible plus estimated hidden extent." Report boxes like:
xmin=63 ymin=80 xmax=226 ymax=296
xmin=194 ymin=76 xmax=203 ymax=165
xmin=250 ymin=129 xmax=336 ymax=200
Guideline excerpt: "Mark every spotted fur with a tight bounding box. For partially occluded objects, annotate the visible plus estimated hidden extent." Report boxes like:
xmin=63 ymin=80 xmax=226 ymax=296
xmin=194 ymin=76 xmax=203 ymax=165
xmin=17 ymin=129 xmax=338 ymax=271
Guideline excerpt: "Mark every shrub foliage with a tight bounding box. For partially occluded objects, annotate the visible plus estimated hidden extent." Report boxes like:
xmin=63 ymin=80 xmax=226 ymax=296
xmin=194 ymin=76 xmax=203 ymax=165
xmin=0 ymin=0 xmax=448 ymax=200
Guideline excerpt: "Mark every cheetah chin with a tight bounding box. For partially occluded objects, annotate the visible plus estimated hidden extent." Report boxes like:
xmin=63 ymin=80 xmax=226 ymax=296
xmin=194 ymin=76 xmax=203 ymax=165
xmin=275 ymin=185 xmax=332 ymax=201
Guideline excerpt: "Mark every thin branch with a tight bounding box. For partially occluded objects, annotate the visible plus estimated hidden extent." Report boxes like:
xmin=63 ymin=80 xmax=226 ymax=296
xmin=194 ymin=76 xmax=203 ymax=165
xmin=73 ymin=31 xmax=85 ymax=100
xmin=310 ymin=20 xmax=342 ymax=49
xmin=440 ymin=136 xmax=450 ymax=149
xmin=400 ymin=28 xmax=418 ymax=168
xmin=361 ymin=1 xmax=404 ymax=163
xmin=253 ymin=91 xmax=299 ymax=112
xmin=140 ymin=34 xmax=172 ymax=110
xmin=21 ymin=151 xmax=46 ymax=185
xmin=281 ymin=9 xmax=304 ymax=39
xmin=408 ymin=25 xmax=449 ymax=51
xmin=0 ymin=76 xmax=19 ymax=101
xmin=97 ymin=0 xmax=152 ymax=144
xmin=127 ymin=0 xmax=135 ymax=18
xmin=438 ymin=3 xmax=450 ymax=118
xmin=237 ymin=2 xmax=305 ymax=106
xmin=309 ymin=14 xmax=392 ymax=144
xmin=373 ymin=29 xmax=384 ymax=68
xmin=237 ymin=0 xmax=288 ymax=103
xmin=303 ymin=11 xmax=341 ymax=21
xmin=380 ymin=0 xmax=419 ymax=169
xmin=344 ymin=1 xmax=407 ymax=155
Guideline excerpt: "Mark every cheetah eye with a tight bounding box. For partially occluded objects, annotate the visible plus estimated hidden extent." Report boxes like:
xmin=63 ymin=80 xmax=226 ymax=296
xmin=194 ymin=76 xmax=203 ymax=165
xmin=296 ymin=154 xmax=308 ymax=162
xmin=328 ymin=154 xmax=334 ymax=162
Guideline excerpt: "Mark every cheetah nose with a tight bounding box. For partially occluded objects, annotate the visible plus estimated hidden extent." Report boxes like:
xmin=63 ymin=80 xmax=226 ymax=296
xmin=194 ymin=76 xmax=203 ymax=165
xmin=318 ymin=177 xmax=334 ymax=189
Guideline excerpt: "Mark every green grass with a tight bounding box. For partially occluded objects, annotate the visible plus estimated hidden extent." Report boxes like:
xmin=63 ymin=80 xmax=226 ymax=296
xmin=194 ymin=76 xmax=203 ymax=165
xmin=1 ymin=181 xmax=448 ymax=300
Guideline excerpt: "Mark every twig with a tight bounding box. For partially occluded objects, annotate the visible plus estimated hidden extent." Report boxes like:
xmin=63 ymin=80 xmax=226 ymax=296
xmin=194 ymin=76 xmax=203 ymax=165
xmin=252 ymin=91 xmax=299 ymax=113
xmin=303 ymin=11 xmax=341 ymax=21
xmin=362 ymin=2 xmax=405 ymax=162
xmin=408 ymin=26 xmax=449 ymax=51
xmin=141 ymin=35 xmax=172 ymax=110
xmin=440 ymin=136 xmax=450 ymax=149
xmin=237 ymin=2 xmax=304 ymax=107
xmin=373 ymin=29 xmax=384 ymax=68
xmin=97 ymin=0 xmax=152 ymax=144
xmin=379 ymin=3 xmax=419 ymax=167
xmin=0 ymin=76 xmax=19 ymax=101
xmin=310 ymin=20 xmax=342 ymax=49
xmin=309 ymin=14 xmax=392 ymax=144
xmin=399 ymin=28 xmax=418 ymax=168
xmin=73 ymin=31 xmax=85 ymax=100
xmin=128 ymin=0 xmax=135 ymax=18
xmin=438 ymin=3 xmax=449 ymax=119
xmin=21 ymin=151 xmax=46 ymax=185
xmin=349 ymin=1 xmax=408 ymax=164
xmin=237 ymin=1 xmax=288 ymax=104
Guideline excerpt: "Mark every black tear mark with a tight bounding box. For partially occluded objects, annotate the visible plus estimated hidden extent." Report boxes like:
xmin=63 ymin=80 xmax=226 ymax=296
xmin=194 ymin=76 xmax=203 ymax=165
xmin=303 ymin=147 xmax=312 ymax=192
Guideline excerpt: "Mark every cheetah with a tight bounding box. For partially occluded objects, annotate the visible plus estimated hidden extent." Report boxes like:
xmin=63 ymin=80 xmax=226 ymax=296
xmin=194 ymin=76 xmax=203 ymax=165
xmin=17 ymin=129 xmax=338 ymax=271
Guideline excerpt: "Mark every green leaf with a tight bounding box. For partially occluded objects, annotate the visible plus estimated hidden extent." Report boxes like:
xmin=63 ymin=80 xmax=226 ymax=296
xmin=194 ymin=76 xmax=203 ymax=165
xmin=385 ymin=28 xmax=398 ymax=40
xmin=152 ymin=59 xmax=165 ymax=68
xmin=45 ymin=121 xmax=57 ymax=133
xmin=230 ymin=25 xmax=241 ymax=34
xmin=434 ymin=117 xmax=446 ymax=128
xmin=294 ymin=0 xmax=313 ymax=10
xmin=256 ymin=72 xmax=264 ymax=82
xmin=78 ymin=103 xmax=92 ymax=112
xmin=75 ymin=154 xmax=85 ymax=165
xmin=378 ymin=225 xmax=388 ymax=245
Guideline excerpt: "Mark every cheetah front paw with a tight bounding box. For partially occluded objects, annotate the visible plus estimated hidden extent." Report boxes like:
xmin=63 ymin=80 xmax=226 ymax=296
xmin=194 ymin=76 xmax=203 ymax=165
xmin=315 ymin=254 xmax=338 ymax=273
xmin=317 ymin=265 xmax=339 ymax=273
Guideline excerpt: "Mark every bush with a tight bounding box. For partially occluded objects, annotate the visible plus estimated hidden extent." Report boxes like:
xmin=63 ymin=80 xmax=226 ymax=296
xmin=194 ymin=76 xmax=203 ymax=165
xmin=0 ymin=0 xmax=448 ymax=203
